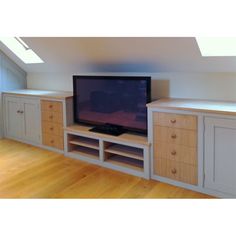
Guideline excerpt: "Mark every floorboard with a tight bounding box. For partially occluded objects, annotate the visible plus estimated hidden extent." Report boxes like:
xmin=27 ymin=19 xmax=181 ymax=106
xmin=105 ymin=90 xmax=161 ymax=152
xmin=0 ymin=139 xmax=213 ymax=198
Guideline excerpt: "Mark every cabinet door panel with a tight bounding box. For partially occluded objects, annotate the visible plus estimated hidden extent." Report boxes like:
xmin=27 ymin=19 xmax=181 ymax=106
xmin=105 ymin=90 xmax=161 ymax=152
xmin=205 ymin=117 xmax=236 ymax=196
xmin=4 ymin=96 xmax=23 ymax=139
xmin=22 ymin=98 xmax=41 ymax=144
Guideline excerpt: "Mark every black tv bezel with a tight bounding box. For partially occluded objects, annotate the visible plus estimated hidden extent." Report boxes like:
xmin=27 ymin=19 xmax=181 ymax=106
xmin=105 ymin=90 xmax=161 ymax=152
xmin=73 ymin=75 xmax=151 ymax=134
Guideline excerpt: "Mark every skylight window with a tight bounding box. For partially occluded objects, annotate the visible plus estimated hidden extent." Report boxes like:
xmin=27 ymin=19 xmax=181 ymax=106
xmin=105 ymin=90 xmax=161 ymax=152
xmin=0 ymin=37 xmax=44 ymax=64
xmin=196 ymin=37 xmax=236 ymax=56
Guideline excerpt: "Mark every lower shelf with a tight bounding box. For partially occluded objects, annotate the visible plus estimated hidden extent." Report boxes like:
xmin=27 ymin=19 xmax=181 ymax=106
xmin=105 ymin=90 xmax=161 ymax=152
xmin=69 ymin=146 xmax=99 ymax=160
xmin=105 ymin=154 xmax=143 ymax=172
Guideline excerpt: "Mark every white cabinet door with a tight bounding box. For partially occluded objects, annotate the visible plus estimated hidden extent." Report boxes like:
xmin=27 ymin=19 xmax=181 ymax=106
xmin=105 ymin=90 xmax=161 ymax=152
xmin=0 ymin=52 xmax=26 ymax=139
xmin=21 ymin=98 xmax=41 ymax=144
xmin=4 ymin=96 xmax=23 ymax=140
xmin=4 ymin=96 xmax=41 ymax=145
xmin=204 ymin=117 xmax=236 ymax=196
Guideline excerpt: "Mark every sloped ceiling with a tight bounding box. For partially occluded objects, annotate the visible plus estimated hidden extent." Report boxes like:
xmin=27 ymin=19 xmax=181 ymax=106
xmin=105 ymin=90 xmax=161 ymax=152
xmin=1 ymin=37 xmax=236 ymax=73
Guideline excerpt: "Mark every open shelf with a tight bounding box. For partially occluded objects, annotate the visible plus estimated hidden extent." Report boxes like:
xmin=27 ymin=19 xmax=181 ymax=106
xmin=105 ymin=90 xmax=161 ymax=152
xmin=105 ymin=144 xmax=143 ymax=161
xmin=105 ymin=154 xmax=143 ymax=172
xmin=69 ymin=145 xmax=99 ymax=160
xmin=69 ymin=136 xmax=99 ymax=150
xmin=65 ymin=125 xmax=149 ymax=179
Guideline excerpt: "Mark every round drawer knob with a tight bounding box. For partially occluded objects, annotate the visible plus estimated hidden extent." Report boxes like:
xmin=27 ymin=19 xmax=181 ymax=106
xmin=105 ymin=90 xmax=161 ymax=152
xmin=171 ymin=150 xmax=176 ymax=155
xmin=171 ymin=134 xmax=177 ymax=139
xmin=50 ymin=127 xmax=54 ymax=131
xmin=49 ymin=115 xmax=53 ymax=119
xmin=170 ymin=119 xmax=176 ymax=124
xmin=50 ymin=140 xmax=54 ymax=144
xmin=49 ymin=105 xmax=53 ymax=108
xmin=171 ymin=168 xmax=177 ymax=174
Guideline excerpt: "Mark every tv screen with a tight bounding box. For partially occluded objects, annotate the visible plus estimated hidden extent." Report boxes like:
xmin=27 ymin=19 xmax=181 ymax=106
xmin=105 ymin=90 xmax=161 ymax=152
xmin=73 ymin=75 xmax=151 ymax=134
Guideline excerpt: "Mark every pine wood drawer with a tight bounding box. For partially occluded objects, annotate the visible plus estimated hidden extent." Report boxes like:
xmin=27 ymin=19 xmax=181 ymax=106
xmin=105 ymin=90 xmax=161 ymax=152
xmin=41 ymin=100 xmax=63 ymax=113
xmin=42 ymin=133 xmax=64 ymax=150
xmin=154 ymin=158 xmax=198 ymax=185
xmin=154 ymin=142 xmax=197 ymax=165
xmin=42 ymin=111 xmax=63 ymax=124
xmin=154 ymin=126 xmax=197 ymax=148
xmin=153 ymin=112 xmax=197 ymax=130
xmin=42 ymin=121 xmax=63 ymax=137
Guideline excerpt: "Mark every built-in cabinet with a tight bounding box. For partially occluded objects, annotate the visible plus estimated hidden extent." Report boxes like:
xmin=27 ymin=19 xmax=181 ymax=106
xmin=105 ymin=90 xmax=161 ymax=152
xmin=153 ymin=112 xmax=198 ymax=185
xmin=41 ymin=100 xmax=64 ymax=150
xmin=0 ymin=51 xmax=27 ymax=138
xmin=3 ymin=90 xmax=73 ymax=151
xmin=4 ymin=95 xmax=41 ymax=144
xmin=148 ymin=98 xmax=236 ymax=198
xmin=204 ymin=117 xmax=236 ymax=197
xmin=3 ymin=92 xmax=236 ymax=198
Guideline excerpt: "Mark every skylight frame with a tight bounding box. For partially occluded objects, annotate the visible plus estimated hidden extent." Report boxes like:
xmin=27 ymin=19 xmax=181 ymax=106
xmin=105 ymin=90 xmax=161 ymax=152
xmin=0 ymin=37 xmax=44 ymax=64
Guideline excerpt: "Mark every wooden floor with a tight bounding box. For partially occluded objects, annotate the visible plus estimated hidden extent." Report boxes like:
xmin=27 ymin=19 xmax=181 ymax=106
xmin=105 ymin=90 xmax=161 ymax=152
xmin=0 ymin=139 xmax=212 ymax=198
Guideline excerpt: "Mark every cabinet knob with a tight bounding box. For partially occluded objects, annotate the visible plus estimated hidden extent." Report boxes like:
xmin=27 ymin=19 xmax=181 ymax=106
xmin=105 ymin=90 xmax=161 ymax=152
xmin=170 ymin=119 xmax=176 ymax=124
xmin=17 ymin=110 xmax=20 ymax=113
xmin=49 ymin=105 xmax=53 ymax=109
xmin=50 ymin=127 xmax=54 ymax=131
xmin=171 ymin=150 xmax=177 ymax=155
xmin=50 ymin=140 xmax=54 ymax=144
xmin=20 ymin=110 xmax=24 ymax=114
xmin=171 ymin=168 xmax=177 ymax=174
xmin=49 ymin=115 xmax=53 ymax=119
xmin=171 ymin=134 xmax=177 ymax=139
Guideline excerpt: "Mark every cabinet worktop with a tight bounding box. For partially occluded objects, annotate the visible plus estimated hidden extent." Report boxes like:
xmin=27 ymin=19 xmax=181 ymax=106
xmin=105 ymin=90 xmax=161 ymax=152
xmin=147 ymin=98 xmax=236 ymax=116
xmin=3 ymin=89 xmax=73 ymax=100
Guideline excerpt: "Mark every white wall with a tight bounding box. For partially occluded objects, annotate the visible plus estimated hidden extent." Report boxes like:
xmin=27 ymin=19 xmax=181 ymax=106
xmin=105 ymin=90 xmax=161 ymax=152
xmin=27 ymin=72 xmax=236 ymax=102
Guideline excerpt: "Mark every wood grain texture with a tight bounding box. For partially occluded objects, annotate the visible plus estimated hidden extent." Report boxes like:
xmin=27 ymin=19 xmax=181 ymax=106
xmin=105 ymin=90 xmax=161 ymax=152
xmin=154 ymin=126 xmax=197 ymax=147
xmin=42 ymin=133 xmax=64 ymax=150
xmin=154 ymin=142 xmax=197 ymax=165
xmin=42 ymin=121 xmax=63 ymax=136
xmin=0 ymin=139 xmax=211 ymax=198
xmin=153 ymin=112 xmax=197 ymax=130
xmin=41 ymin=100 xmax=64 ymax=150
xmin=154 ymin=158 xmax=197 ymax=185
xmin=152 ymin=111 xmax=198 ymax=186
xmin=41 ymin=100 xmax=63 ymax=113
xmin=41 ymin=110 xmax=63 ymax=124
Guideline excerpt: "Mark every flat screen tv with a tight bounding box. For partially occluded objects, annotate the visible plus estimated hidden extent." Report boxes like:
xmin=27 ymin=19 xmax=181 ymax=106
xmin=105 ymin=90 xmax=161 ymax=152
xmin=73 ymin=75 xmax=151 ymax=135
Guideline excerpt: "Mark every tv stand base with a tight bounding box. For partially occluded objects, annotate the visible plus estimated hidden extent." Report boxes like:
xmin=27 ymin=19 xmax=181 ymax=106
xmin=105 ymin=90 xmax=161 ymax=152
xmin=64 ymin=124 xmax=150 ymax=179
xmin=89 ymin=123 xmax=125 ymax=136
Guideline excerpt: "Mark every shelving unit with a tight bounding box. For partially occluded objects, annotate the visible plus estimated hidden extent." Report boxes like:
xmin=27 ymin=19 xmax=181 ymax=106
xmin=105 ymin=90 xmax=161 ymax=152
xmin=67 ymin=134 xmax=100 ymax=161
xmin=104 ymin=144 xmax=143 ymax=161
xmin=69 ymin=136 xmax=99 ymax=150
xmin=105 ymin=155 xmax=143 ymax=171
xmin=71 ymin=146 xmax=99 ymax=160
xmin=64 ymin=125 xmax=150 ymax=179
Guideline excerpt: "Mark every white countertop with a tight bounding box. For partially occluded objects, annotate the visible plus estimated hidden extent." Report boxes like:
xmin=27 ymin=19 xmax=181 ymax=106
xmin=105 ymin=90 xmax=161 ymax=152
xmin=147 ymin=98 xmax=236 ymax=115
xmin=3 ymin=89 xmax=73 ymax=99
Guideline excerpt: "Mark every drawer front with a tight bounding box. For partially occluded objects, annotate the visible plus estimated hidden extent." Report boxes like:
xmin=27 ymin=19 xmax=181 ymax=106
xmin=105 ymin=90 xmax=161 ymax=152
xmin=41 ymin=100 xmax=63 ymax=113
xmin=42 ymin=121 xmax=63 ymax=137
xmin=154 ymin=159 xmax=197 ymax=185
xmin=153 ymin=112 xmax=197 ymax=130
xmin=154 ymin=126 xmax=197 ymax=147
xmin=154 ymin=142 xmax=197 ymax=165
xmin=42 ymin=111 xmax=63 ymax=124
xmin=42 ymin=133 xmax=64 ymax=150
